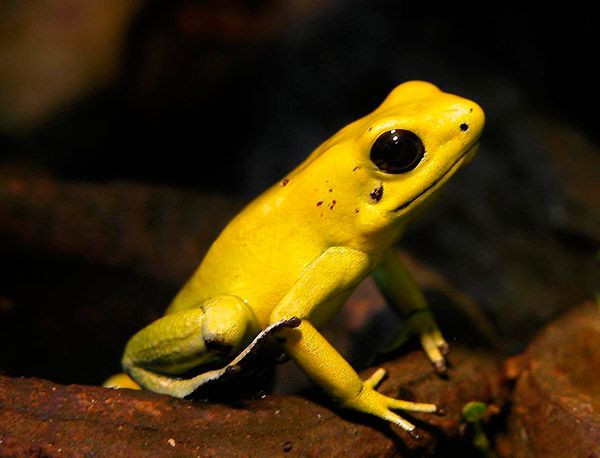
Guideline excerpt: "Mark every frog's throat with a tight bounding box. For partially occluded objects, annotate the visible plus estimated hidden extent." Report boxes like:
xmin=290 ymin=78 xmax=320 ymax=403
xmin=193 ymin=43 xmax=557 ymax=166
xmin=392 ymin=143 xmax=478 ymax=214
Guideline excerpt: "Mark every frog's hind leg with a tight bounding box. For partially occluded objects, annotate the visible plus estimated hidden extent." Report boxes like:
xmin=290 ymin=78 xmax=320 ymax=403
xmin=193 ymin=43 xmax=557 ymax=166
xmin=125 ymin=316 xmax=301 ymax=398
xmin=120 ymin=295 xmax=260 ymax=398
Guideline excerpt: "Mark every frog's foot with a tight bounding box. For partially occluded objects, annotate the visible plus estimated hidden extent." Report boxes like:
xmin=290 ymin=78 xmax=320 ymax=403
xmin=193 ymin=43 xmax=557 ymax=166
xmin=409 ymin=308 xmax=449 ymax=374
xmin=419 ymin=324 xmax=449 ymax=374
xmin=346 ymin=368 xmax=440 ymax=438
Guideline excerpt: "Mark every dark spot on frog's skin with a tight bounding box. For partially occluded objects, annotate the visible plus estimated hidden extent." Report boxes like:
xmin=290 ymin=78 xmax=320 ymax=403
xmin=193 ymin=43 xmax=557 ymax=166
xmin=205 ymin=336 xmax=233 ymax=353
xmin=316 ymin=200 xmax=323 ymax=207
xmin=285 ymin=316 xmax=302 ymax=327
xmin=329 ymin=200 xmax=336 ymax=209
xmin=469 ymin=107 xmax=473 ymax=113
xmin=283 ymin=441 xmax=293 ymax=452
xmin=329 ymin=188 xmax=333 ymax=192
xmin=370 ymin=184 xmax=384 ymax=202
xmin=460 ymin=123 xmax=469 ymax=132
xmin=352 ymin=166 xmax=360 ymax=172
xmin=355 ymin=208 xmax=359 ymax=213
xmin=281 ymin=178 xmax=289 ymax=186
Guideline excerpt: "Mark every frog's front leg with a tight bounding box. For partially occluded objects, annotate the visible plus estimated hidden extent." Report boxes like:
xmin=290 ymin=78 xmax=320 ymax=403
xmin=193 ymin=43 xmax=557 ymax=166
xmin=119 ymin=295 xmax=260 ymax=398
xmin=271 ymin=247 xmax=440 ymax=435
xmin=373 ymin=251 xmax=449 ymax=373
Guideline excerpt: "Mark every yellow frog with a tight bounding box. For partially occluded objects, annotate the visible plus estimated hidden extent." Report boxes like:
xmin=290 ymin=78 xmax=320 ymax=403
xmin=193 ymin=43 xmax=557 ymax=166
xmin=105 ymin=81 xmax=484 ymax=436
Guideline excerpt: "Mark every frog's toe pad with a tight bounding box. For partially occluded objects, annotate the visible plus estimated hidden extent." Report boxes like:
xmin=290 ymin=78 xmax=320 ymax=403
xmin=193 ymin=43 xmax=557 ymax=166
xmin=439 ymin=342 xmax=450 ymax=356
xmin=408 ymin=429 xmax=421 ymax=440
xmin=433 ymin=358 xmax=448 ymax=374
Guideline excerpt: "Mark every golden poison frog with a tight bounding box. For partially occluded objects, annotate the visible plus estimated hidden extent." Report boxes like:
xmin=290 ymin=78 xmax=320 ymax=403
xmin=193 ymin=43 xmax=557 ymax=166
xmin=105 ymin=81 xmax=485 ymax=436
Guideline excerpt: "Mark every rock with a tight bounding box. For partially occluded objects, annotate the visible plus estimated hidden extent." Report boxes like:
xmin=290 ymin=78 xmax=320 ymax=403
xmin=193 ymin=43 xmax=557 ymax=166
xmin=0 ymin=172 xmax=241 ymax=284
xmin=508 ymin=302 xmax=600 ymax=457
xmin=0 ymin=346 xmax=507 ymax=457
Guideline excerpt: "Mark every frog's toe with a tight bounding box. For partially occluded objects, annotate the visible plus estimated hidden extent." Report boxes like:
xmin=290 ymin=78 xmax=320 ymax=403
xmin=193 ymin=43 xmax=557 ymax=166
xmin=408 ymin=428 xmax=421 ymax=440
xmin=374 ymin=391 xmax=437 ymax=436
xmin=430 ymin=329 xmax=450 ymax=355
xmin=420 ymin=334 xmax=448 ymax=373
xmin=386 ymin=396 xmax=438 ymax=413
xmin=439 ymin=341 xmax=450 ymax=356
xmin=364 ymin=367 xmax=387 ymax=388
xmin=433 ymin=358 xmax=448 ymax=374
xmin=382 ymin=409 xmax=418 ymax=435
xmin=347 ymin=380 xmax=438 ymax=436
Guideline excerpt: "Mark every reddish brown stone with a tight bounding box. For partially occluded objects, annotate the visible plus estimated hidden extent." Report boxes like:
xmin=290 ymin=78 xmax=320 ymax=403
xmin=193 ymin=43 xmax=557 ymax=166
xmin=509 ymin=302 xmax=600 ymax=457
xmin=0 ymin=346 xmax=506 ymax=457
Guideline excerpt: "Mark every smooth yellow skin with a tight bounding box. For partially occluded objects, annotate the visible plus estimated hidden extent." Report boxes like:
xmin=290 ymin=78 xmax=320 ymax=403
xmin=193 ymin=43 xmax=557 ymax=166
xmin=109 ymin=81 xmax=484 ymax=435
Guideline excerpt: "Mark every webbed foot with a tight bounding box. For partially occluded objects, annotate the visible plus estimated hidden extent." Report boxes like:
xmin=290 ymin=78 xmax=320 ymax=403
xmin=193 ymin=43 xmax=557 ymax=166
xmin=344 ymin=367 xmax=440 ymax=436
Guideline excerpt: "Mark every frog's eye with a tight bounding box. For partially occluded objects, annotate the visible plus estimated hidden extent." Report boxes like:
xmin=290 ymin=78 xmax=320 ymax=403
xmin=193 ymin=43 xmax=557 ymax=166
xmin=370 ymin=129 xmax=424 ymax=173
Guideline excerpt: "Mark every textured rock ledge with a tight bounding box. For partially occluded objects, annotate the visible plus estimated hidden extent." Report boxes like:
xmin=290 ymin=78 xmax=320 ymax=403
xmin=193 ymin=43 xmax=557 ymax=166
xmin=0 ymin=346 xmax=506 ymax=457
xmin=508 ymin=302 xmax=600 ymax=457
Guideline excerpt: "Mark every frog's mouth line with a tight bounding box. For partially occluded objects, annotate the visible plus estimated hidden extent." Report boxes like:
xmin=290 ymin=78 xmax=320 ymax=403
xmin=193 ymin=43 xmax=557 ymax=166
xmin=393 ymin=143 xmax=478 ymax=214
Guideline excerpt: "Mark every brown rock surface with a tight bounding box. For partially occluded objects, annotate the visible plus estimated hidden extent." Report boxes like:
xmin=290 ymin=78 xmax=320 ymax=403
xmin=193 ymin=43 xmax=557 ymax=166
xmin=0 ymin=172 xmax=241 ymax=284
xmin=0 ymin=346 xmax=506 ymax=457
xmin=509 ymin=302 xmax=600 ymax=457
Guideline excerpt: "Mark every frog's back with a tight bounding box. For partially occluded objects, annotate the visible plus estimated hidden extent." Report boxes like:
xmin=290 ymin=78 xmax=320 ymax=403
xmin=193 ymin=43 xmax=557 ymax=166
xmin=167 ymin=181 xmax=329 ymax=325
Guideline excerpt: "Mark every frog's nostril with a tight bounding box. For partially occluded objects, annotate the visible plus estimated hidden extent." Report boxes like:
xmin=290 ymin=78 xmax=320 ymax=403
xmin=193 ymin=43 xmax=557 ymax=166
xmin=460 ymin=123 xmax=469 ymax=132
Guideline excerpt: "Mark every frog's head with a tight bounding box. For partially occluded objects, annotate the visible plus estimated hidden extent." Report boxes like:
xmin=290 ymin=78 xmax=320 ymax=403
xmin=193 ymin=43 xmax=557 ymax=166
xmin=343 ymin=81 xmax=485 ymax=235
xmin=284 ymin=81 xmax=484 ymax=247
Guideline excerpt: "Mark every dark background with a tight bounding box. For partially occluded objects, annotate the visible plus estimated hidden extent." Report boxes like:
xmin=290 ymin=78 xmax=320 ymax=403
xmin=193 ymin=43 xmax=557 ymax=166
xmin=0 ymin=0 xmax=598 ymax=387
xmin=2 ymin=1 xmax=596 ymax=190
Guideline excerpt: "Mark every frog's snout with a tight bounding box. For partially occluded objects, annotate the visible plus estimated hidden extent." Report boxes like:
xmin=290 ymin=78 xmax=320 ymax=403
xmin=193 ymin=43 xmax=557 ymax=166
xmin=451 ymin=101 xmax=485 ymax=150
xmin=462 ymin=102 xmax=485 ymax=138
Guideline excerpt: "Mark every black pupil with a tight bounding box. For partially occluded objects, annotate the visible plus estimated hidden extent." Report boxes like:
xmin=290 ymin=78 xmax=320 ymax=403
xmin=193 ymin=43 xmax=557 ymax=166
xmin=370 ymin=129 xmax=425 ymax=173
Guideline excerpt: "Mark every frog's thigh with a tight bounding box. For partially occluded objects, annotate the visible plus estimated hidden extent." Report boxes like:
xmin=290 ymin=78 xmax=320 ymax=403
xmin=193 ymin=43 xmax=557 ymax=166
xmin=122 ymin=295 xmax=258 ymax=396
